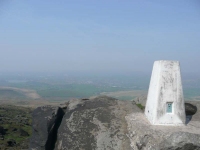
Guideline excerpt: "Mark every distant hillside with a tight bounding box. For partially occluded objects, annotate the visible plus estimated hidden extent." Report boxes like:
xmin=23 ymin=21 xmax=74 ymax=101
xmin=0 ymin=87 xmax=40 ymax=100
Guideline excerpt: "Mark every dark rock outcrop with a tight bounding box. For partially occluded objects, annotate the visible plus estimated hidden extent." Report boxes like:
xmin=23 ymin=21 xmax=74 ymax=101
xmin=30 ymin=96 xmax=200 ymax=150
xmin=185 ymin=102 xmax=198 ymax=124
xmin=29 ymin=106 xmax=65 ymax=150
xmin=185 ymin=102 xmax=197 ymax=115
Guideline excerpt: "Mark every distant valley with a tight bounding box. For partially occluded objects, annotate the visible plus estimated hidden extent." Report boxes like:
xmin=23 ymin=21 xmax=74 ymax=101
xmin=0 ymin=73 xmax=199 ymax=107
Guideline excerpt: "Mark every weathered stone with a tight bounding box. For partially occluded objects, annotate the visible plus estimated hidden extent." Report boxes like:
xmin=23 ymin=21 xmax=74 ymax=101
xmin=159 ymin=132 xmax=200 ymax=150
xmin=55 ymin=96 xmax=141 ymax=150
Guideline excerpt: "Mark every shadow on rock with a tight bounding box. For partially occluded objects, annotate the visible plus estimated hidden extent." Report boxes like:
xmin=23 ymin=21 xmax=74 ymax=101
xmin=185 ymin=103 xmax=197 ymax=124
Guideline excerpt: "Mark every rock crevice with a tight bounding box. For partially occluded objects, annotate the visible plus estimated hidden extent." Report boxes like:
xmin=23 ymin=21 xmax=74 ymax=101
xmin=29 ymin=106 xmax=65 ymax=150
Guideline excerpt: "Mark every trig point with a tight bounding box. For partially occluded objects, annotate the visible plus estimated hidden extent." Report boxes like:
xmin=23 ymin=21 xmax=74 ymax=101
xmin=145 ymin=60 xmax=186 ymax=125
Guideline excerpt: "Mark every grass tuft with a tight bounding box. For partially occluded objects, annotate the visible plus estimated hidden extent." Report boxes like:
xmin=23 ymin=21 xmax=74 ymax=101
xmin=136 ymin=103 xmax=145 ymax=110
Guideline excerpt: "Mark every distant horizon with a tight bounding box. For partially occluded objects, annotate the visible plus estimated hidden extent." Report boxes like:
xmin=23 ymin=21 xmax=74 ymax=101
xmin=0 ymin=68 xmax=200 ymax=76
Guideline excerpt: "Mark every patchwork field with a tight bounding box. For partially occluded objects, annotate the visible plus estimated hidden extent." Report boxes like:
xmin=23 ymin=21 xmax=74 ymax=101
xmin=0 ymin=85 xmax=199 ymax=109
xmin=0 ymin=73 xmax=199 ymax=108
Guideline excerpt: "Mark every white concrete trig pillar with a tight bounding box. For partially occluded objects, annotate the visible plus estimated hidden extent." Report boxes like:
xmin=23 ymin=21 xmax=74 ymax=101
xmin=145 ymin=60 xmax=186 ymax=125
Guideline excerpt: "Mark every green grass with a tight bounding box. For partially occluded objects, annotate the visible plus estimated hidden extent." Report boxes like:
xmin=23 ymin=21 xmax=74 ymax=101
xmin=22 ymin=125 xmax=32 ymax=135
xmin=136 ymin=103 xmax=145 ymax=110
xmin=4 ymin=134 xmax=26 ymax=143
xmin=0 ymin=105 xmax=32 ymax=148
xmin=2 ymin=123 xmax=31 ymax=140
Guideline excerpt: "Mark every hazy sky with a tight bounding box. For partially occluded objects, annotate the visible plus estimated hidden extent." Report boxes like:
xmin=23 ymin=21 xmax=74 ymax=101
xmin=0 ymin=0 xmax=200 ymax=74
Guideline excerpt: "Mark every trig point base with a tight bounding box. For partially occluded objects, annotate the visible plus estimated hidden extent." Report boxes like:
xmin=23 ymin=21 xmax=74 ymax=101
xmin=145 ymin=60 xmax=186 ymax=125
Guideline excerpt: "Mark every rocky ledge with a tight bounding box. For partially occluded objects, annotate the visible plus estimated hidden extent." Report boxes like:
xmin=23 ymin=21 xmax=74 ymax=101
xmin=29 ymin=96 xmax=200 ymax=150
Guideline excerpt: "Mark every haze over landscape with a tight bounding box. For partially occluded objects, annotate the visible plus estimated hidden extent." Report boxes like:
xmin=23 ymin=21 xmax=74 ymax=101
xmin=0 ymin=0 xmax=200 ymax=74
xmin=0 ymin=0 xmax=199 ymax=104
